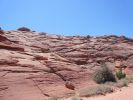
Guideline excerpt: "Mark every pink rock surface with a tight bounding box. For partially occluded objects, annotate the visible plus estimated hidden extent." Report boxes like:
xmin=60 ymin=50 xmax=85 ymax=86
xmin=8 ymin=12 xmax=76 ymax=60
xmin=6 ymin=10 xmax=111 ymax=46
xmin=0 ymin=30 xmax=132 ymax=99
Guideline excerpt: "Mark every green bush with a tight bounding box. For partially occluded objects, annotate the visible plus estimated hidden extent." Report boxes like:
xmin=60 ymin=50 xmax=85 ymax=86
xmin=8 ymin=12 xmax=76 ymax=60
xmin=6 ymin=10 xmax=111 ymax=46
xmin=116 ymin=70 xmax=126 ymax=80
xmin=93 ymin=63 xmax=116 ymax=84
xmin=71 ymin=95 xmax=78 ymax=100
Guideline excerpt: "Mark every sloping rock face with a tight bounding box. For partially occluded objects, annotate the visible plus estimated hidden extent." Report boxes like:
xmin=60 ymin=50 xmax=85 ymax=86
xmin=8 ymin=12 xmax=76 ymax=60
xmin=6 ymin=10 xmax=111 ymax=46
xmin=0 ymin=30 xmax=132 ymax=100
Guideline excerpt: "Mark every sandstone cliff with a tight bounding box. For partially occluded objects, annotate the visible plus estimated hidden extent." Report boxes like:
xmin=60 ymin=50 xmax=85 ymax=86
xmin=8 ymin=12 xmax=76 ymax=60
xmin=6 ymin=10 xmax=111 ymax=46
xmin=0 ymin=29 xmax=132 ymax=100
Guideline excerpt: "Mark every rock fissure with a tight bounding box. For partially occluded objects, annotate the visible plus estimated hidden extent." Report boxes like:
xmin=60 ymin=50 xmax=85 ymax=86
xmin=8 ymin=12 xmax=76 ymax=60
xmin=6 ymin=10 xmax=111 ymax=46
xmin=31 ymin=78 xmax=50 ymax=97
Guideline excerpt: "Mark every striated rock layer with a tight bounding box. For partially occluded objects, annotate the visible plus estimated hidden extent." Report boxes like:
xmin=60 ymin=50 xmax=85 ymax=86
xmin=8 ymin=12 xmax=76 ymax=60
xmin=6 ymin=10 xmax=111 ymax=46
xmin=0 ymin=30 xmax=132 ymax=100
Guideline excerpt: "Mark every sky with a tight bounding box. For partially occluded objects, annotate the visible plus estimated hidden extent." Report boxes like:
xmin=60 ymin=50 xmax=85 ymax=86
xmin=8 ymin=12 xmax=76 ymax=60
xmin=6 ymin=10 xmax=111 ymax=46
xmin=0 ymin=0 xmax=133 ymax=38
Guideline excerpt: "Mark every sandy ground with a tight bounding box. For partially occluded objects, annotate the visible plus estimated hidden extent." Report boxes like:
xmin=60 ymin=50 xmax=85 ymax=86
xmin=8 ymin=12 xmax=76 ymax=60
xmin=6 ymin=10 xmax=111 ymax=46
xmin=64 ymin=83 xmax=133 ymax=100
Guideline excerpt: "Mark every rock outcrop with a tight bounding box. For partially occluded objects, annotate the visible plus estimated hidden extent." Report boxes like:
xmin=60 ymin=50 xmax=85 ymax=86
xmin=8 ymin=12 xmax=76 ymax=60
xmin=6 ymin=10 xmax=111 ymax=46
xmin=0 ymin=30 xmax=132 ymax=100
xmin=17 ymin=27 xmax=31 ymax=32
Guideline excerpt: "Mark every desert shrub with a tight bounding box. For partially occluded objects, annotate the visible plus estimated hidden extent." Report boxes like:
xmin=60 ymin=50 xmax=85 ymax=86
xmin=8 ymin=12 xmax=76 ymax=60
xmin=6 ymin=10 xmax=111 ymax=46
xmin=40 ymin=32 xmax=47 ymax=35
xmin=116 ymin=79 xmax=128 ymax=88
xmin=111 ymin=40 xmax=118 ymax=44
xmin=86 ymin=35 xmax=91 ymax=38
xmin=125 ymin=76 xmax=133 ymax=83
xmin=71 ymin=95 xmax=78 ymax=100
xmin=116 ymin=70 xmax=126 ymax=80
xmin=48 ymin=96 xmax=58 ymax=100
xmin=106 ymin=76 xmax=133 ymax=88
xmin=116 ymin=76 xmax=133 ymax=87
xmin=103 ymin=76 xmax=133 ymax=92
xmin=93 ymin=63 xmax=116 ymax=84
xmin=79 ymin=85 xmax=113 ymax=97
xmin=17 ymin=27 xmax=31 ymax=32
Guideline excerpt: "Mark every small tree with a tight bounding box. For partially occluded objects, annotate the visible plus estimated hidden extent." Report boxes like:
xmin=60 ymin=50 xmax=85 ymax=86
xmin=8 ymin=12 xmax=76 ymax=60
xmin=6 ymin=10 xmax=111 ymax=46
xmin=93 ymin=63 xmax=116 ymax=84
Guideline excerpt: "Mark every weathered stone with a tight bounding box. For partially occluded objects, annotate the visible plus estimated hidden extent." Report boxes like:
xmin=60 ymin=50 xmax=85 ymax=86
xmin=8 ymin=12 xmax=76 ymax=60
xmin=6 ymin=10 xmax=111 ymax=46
xmin=33 ymin=55 xmax=48 ymax=60
xmin=0 ymin=30 xmax=132 ymax=100
xmin=65 ymin=81 xmax=75 ymax=90
xmin=0 ymin=43 xmax=24 ymax=51
xmin=0 ymin=30 xmax=4 ymax=34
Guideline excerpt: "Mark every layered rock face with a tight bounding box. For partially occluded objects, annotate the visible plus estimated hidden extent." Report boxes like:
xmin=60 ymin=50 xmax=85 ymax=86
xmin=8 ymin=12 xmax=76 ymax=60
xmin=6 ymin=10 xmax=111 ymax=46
xmin=0 ymin=30 xmax=132 ymax=100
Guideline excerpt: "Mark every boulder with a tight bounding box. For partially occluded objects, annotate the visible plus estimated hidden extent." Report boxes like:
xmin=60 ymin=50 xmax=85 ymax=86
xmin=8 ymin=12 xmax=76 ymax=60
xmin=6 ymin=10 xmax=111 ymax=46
xmin=65 ymin=81 xmax=75 ymax=90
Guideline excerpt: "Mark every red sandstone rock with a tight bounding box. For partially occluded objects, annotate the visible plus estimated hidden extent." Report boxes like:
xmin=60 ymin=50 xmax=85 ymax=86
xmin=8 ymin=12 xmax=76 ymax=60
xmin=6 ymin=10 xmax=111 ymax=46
xmin=0 ymin=59 xmax=19 ymax=65
xmin=65 ymin=81 xmax=75 ymax=90
xmin=0 ymin=42 xmax=24 ymax=51
xmin=33 ymin=55 xmax=48 ymax=60
xmin=0 ymin=35 xmax=10 ymax=42
xmin=0 ymin=30 xmax=4 ymax=34
xmin=0 ymin=30 xmax=132 ymax=100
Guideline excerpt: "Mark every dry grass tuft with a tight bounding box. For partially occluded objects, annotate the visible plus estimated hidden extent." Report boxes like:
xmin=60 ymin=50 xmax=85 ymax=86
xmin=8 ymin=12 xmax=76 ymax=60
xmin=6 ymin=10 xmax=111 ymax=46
xmin=79 ymin=85 xmax=113 ymax=97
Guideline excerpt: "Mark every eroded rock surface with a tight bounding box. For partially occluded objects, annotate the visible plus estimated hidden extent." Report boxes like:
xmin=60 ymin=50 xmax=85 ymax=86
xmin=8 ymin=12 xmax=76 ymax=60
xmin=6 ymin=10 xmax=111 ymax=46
xmin=0 ymin=30 xmax=132 ymax=100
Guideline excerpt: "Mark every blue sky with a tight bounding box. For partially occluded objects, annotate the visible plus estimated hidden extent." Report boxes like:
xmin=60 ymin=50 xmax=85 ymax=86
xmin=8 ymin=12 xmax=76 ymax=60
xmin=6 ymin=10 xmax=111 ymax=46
xmin=0 ymin=0 xmax=133 ymax=38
